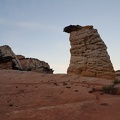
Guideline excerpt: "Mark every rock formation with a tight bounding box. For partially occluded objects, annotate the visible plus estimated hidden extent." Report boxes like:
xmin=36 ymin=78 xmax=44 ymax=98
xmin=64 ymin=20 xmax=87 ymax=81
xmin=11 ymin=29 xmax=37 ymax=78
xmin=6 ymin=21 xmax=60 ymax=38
xmin=64 ymin=25 xmax=115 ymax=79
xmin=0 ymin=45 xmax=22 ymax=70
xmin=0 ymin=45 xmax=53 ymax=74
xmin=116 ymin=70 xmax=120 ymax=80
xmin=17 ymin=55 xmax=53 ymax=74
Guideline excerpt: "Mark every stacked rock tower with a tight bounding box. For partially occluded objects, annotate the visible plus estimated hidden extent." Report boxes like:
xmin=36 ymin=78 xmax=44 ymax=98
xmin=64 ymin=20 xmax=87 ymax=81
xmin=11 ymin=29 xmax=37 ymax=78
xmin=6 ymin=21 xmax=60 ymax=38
xmin=64 ymin=25 xmax=115 ymax=79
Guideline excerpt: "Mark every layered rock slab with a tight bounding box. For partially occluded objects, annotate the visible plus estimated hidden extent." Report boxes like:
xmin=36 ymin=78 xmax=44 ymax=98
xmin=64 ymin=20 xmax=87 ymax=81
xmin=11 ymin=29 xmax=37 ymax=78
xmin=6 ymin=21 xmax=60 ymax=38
xmin=64 ymin=25 xmax=115 ymax=79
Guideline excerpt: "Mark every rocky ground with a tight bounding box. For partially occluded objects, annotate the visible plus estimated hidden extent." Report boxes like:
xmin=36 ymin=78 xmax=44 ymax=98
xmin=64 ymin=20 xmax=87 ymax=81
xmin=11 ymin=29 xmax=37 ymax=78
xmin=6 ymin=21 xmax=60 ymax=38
xmin=0 ymin=70 xmax=120 ymax=120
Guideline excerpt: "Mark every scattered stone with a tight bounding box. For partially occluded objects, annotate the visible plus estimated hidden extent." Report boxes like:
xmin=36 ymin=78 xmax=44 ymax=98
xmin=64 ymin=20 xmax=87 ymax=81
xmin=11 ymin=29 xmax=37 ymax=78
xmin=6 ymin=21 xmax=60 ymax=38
xmin=60 ymin=91 xmax=63 ymax=94
xmin=63 ymin=82 xmax=67 ymax=86
xmin=9 ymin=104 xmax=13 ymax=107
xmin=75 ymin=90 xmax=78 ymax=92
xmin=88 ymin=88 xmax=94 ymax=93
xmin=100 ymin=103 xmax=108 ymax=106
xmin=54 ymin=83 xmax=59 ymax=86
xmin=7 ymin=100 xmax=11 ymax=103
xmin=66 ymin=86 xmax=71 ymax=88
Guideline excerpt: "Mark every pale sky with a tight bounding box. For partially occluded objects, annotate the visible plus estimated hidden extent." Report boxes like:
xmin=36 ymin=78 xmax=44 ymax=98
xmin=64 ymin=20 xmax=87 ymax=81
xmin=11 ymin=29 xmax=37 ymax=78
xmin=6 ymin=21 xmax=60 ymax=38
xmin=0 ymin=0 xmax=120 ymax=73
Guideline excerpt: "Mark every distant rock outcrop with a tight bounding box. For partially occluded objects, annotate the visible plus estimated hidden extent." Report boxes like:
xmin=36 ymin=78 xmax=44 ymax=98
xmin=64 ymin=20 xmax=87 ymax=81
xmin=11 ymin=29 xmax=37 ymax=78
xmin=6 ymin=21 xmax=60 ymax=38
xmin=17 ymin=56 xmax=53 ymax=74
xmin=0 ymin=45 xmax=53 ymax=74
xmin=0 ymin=45 xmax=22 ymax=70
xmin=64 ymin=25 xmax=115 ymax=79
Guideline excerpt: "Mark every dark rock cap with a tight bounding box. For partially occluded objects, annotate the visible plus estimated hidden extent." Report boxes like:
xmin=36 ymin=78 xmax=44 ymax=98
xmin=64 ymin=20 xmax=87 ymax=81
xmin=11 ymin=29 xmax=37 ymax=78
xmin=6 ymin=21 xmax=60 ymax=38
xmin=63 ymin=25 xmax=82 ymax=33
xmin=64 ymin=25 xmax=93 ymax=33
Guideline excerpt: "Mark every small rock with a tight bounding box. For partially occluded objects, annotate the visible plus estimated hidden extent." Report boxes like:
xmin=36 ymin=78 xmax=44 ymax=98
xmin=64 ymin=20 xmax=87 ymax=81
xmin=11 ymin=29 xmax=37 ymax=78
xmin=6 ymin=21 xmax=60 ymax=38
xmin=63 ymin=82 xmax=67 ymax=86
xmin=75 ymin=90 xmax=78 ymax=92
xmin=9 ymin=104 xmax=13 ymax=107
xmin=54 ymin=83 xmax=59 ymax=86
xmin=66 ymin=86 xmax=71 ymax=89
xmin=100 ymin=103 xmax=108 ymax=106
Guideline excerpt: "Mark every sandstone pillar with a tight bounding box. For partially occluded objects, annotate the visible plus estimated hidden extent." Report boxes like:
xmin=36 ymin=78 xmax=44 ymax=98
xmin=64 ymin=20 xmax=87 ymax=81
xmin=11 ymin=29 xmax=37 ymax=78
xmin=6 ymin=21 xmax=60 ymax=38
xmin=64 ymin=25 xmax=115 ymax=79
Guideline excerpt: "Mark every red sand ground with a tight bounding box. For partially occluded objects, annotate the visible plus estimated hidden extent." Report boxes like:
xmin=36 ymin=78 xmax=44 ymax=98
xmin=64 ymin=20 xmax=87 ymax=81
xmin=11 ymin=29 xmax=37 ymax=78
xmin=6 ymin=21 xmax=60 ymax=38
xmin=0 ymin=70 xmax=120 ymax=120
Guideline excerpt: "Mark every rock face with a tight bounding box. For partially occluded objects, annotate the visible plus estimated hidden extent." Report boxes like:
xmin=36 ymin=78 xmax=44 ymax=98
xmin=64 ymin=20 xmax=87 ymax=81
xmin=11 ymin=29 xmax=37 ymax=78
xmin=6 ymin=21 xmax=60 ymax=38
xmin=116 ymin=70 xmax=120 ymax=76
xmin=0 ymin=45 xmax=22 ymax=70
xmin=116 ymin=70 xmax=120 ymax=80
xmin=0 ymin=45 xmax=53 ymax=74
xmin=64 ymin=25 xmax=115 ymax=79
xmin=17 ymin=56 xmax=53 ymax=74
